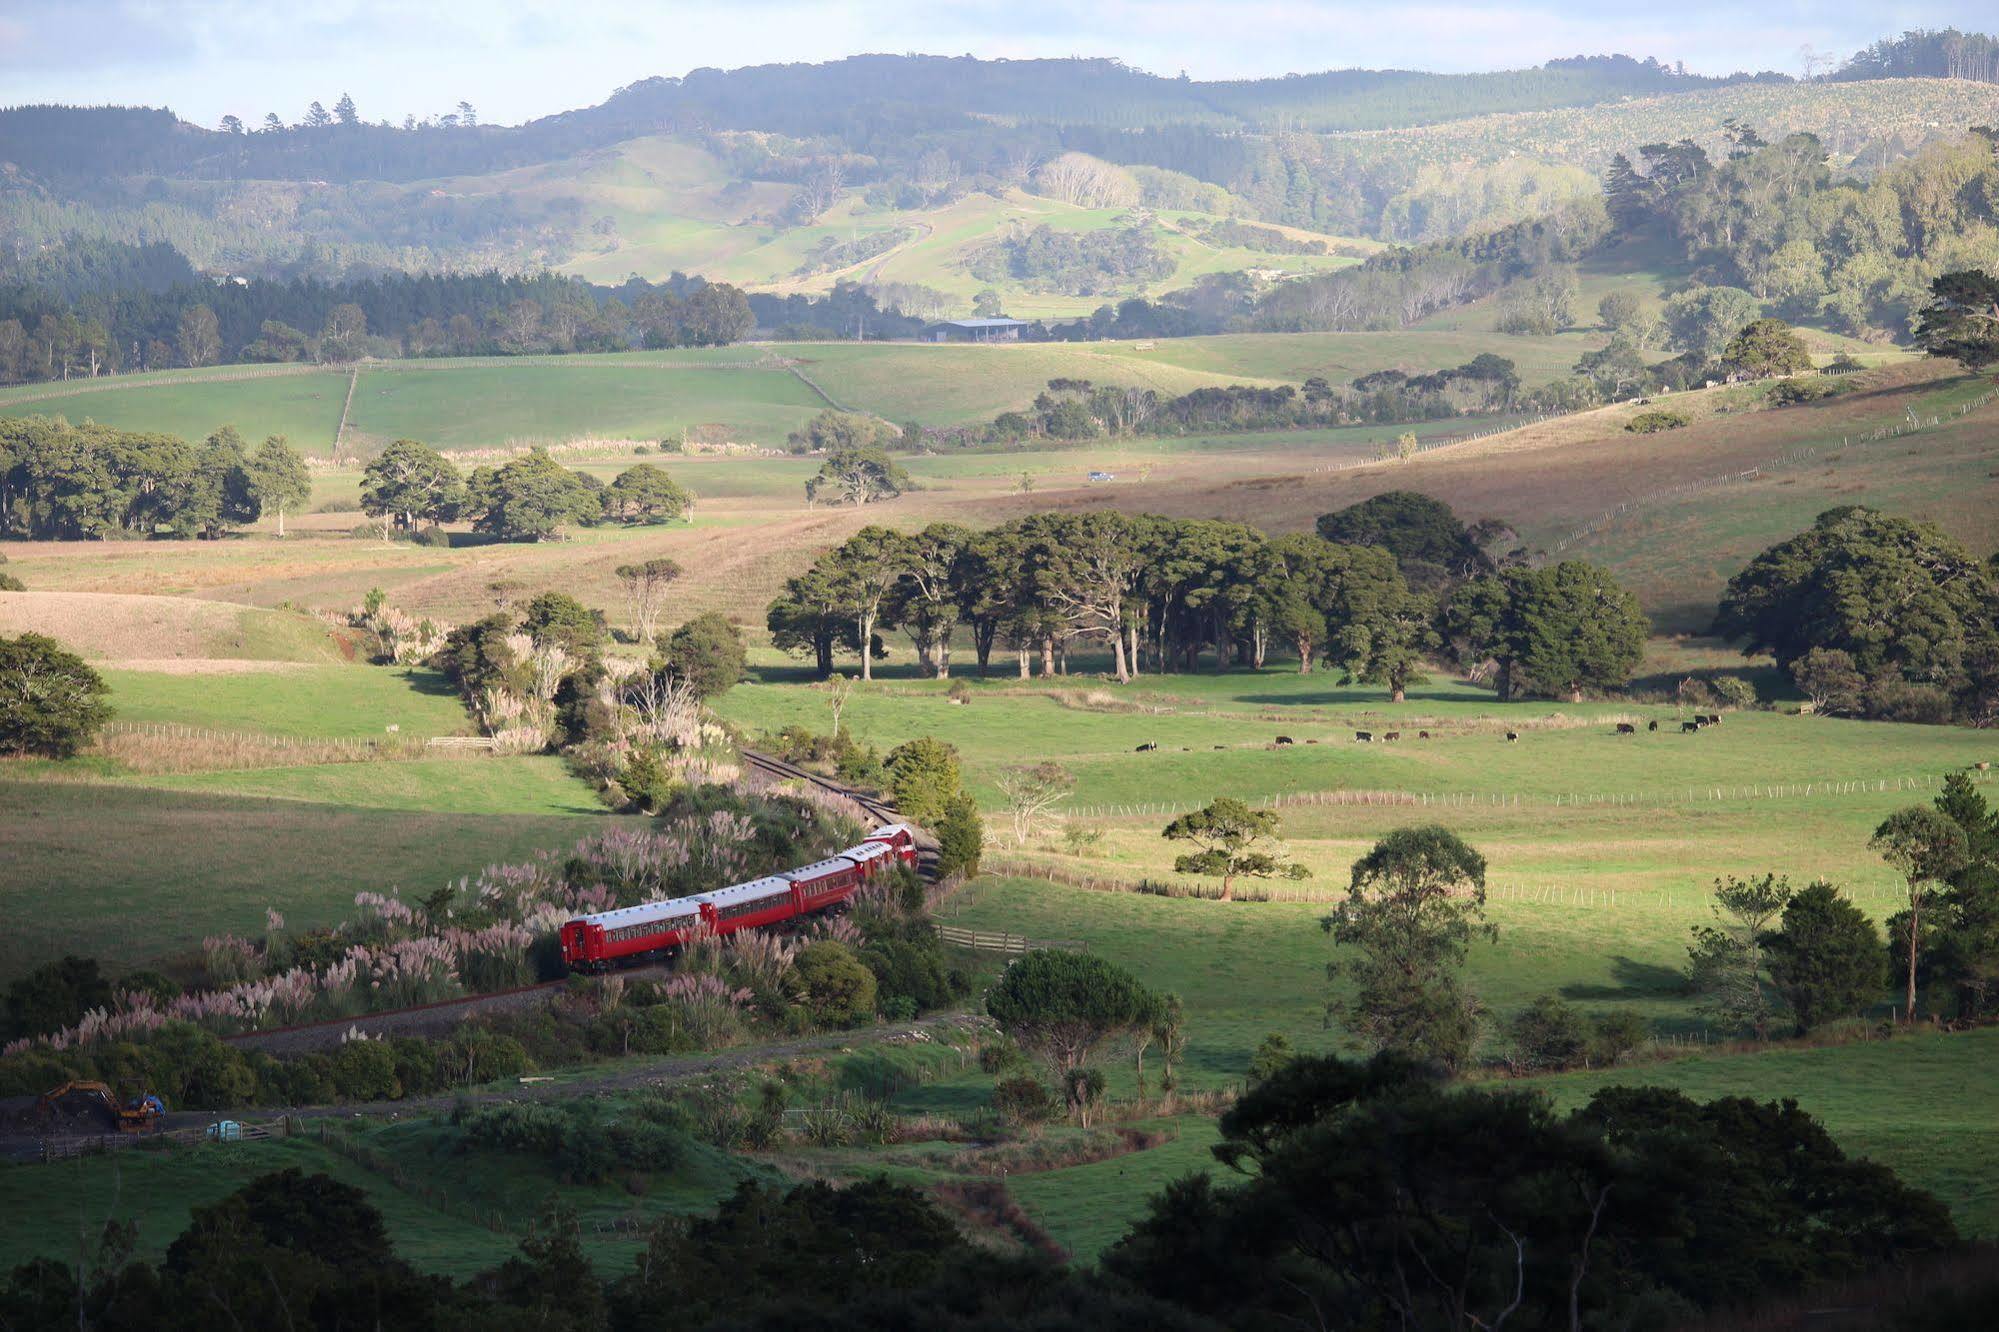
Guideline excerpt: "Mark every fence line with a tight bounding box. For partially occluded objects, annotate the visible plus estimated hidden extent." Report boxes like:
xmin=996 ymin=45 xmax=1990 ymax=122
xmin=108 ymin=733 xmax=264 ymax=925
xmin=1053 ymin=768 xmax=1991 ymax=824
xmin=1553 ymin=385 xmax=1999 ymax=554
xmin=98 ymin=720 xmax=473 ymax=755
xmin=933 ymin=923 xmax=1087 ymax=954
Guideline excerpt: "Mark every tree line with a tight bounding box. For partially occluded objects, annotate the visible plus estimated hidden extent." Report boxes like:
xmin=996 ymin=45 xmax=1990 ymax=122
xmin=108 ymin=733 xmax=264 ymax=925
xmin=0 ymin=262 xmax=756 ymax=384
xmin=767 ymin=495 xmax=1651 ymax=701
xmin=0 ymin=417 xmax=310 ymax=540
xmin=358 ymin=440 xmax=691 ymax=542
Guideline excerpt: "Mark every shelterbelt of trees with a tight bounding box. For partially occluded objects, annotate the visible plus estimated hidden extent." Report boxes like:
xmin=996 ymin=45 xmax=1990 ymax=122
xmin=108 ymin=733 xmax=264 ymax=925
xmin=770 ymin=492 xmax=1999 ymax=725
xmin=0 ymin=257 xmax=756 ymax=383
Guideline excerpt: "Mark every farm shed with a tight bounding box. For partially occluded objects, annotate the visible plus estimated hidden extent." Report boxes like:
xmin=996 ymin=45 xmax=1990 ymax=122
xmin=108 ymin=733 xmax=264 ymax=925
xmin=921 ymin=317 xmax=1028 ymax=343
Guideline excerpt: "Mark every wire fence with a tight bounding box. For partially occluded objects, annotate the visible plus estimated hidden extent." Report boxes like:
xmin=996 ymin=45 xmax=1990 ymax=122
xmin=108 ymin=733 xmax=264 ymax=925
xmin=1052 ymin=767 xmax=1991 ymax=824
xmin=1553 ymin=384 xmax=1999 ymax=554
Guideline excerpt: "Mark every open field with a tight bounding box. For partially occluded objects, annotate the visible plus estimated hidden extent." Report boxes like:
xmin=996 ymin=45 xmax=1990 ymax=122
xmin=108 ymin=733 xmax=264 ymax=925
xmin=0 ymin=366 xmax=350 ymax=451
xmin=0 ymin=778 xmax=632 ymax=982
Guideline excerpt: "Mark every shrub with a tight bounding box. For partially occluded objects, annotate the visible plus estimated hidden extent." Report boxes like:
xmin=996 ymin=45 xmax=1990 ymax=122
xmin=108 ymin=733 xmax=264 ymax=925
xmin=861 ymin=937 xmax=963 ymax=1014
xmin=412 ymin=525 xmax=451 ymax=547
xmin=1063 ymin=822 xmax=1108 ymax=856
xmin=328 ymin=1038 xmax=400 ymax=1101
xmin=0 ymin=633 xmax=114 ymax=758
xmin=1865 ymin=679 xmax=1954 ymax=724
xmin=1625 ymin=409 xmax=1689 ymax=434
xmin=663 ymin=612 xmax=747 ymax=699
xmin=1248 ymin=1033 xmax=1296 ymax=1084
xmin=0 ymin=572 xmax=23 ymax=591
xmin=1509 ymin=994 xmax=1593 ymax=1072
xmin=935 ymin=790 xmax=985 ymax=877
xmin=1588 ymin=1011 xmax=1651 ymax=1064
xmin=993 ymin=1075 xmax=1054 ymax=1124
xmin=1768 ymin=376 xmax=1851 ymax=406
xmin=1712 ymin=675 xmax=1759 ymax=709
xmin=790 ymin=941 xmax=877 ymax=1026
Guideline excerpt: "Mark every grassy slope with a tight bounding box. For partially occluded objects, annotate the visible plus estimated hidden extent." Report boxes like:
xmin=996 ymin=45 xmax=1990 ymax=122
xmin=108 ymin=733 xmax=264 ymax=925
xmin=0 ymin=778 xmax=632 ymax=981
xmin=0 ymin=368 xmax=351 ymax=454
xmin=345 ymin=359 xmax=828 ymax=451
xmin=101 ymin=665 xmax=469 ymax=738
xmin=1536 ymin=1028 xmax=1999 ymax=1237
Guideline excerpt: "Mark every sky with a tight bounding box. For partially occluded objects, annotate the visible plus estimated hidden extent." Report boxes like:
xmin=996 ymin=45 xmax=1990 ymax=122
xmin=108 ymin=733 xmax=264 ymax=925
xmin=0 ymin=0 xmax=1991 ymax=127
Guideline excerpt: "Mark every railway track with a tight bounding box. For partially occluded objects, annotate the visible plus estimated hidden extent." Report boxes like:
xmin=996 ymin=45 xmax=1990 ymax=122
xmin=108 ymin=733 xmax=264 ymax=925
xmin=222 ymin=755 xmax=931 ymax=1052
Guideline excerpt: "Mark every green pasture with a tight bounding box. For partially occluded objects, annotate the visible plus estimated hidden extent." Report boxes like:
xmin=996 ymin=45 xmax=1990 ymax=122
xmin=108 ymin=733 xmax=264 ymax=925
xmin=135 ymin=754 xmax=605 ymax=816
xmin=0 ymin=368 xmax=350 ymax=453
xmin=100 ymin=664 xmax=468 ymax=738
xmin=714 ymin=669 xmax=1996 ymax=811
xmin=346 ymin=361 xmax=827 ymax=451
xmin=1537 ymin=1027 xmax=1999 ymax=1237
xmin=0 ymin=779 xmax=633 ymax=982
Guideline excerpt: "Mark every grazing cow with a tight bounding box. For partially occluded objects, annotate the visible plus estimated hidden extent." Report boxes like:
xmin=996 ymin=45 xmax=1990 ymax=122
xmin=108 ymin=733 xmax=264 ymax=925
xmin=1647 ymin=720 xmax=1659 ymax=732
xmin=1355 ymin=731 xmax=1373 ymax=743
xmin=1136 ymin=742 xmax=1158 ymax=752
xmin=1275 ymin=735 xmax=1294 ymax=745
xmin=1383 ymin=731 xmax=1401 ymax=742
xmin=1306 ymin=738 xmax=1319 ymax=744
xmin=1418 ymin=730 xmax=1431 ymax=740
xmin=1615 ymin=723 xmax=1636 ymax=735
xmin=1214 ymin=745 xmax=1227 ymax=750
xmin=1505 ymin=731 xmax=1519 ymax=743
xmin=1702 ymin=714 xmax=1721 ymax=725
xmin=1681 ymin=721 xmax=1700 ymax=734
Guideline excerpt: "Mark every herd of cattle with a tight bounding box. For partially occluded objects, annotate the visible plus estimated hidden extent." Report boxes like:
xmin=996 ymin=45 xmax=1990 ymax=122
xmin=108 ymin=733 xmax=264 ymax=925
xmin=1133 ymin=715 xmax=1728 ymax=753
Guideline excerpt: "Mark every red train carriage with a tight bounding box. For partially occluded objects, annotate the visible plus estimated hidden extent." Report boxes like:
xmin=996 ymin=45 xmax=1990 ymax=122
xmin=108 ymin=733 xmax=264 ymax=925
xmin=558 ymin=825 xmax=922 ymax=972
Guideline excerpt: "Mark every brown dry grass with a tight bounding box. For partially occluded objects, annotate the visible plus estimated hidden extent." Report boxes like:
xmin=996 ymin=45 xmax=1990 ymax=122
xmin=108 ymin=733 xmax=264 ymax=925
xmin=0 ymin=590 xmax=348 ymax=662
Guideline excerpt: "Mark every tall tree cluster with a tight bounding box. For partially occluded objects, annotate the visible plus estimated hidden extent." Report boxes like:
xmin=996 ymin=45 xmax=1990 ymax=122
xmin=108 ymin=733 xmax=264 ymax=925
xmin=0 ymin=416 xmax=308 ymax=540
xmin=769 ymin=503 xmax=1646 ymax=700
xmin=1714 ymin=505 xmax=1999 ymax=724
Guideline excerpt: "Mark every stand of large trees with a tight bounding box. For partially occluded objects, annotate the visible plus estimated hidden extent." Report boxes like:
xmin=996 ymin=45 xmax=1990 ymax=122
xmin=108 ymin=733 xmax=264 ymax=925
xmin=769 ymin=508 xmax=1645 ymax=699
xmin=0 ymin=416 xmax=308 ymax=540
xmin=1715 ymin=505 xmax=1999 ymax=724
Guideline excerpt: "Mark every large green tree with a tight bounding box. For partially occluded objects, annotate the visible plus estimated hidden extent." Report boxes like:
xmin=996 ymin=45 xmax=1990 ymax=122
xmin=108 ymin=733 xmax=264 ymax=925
xmin=662 ymin=612 xmax=746 ymax=699
xmin=245 ymin=435 xmax=310 ymax=537
xmin=1914 ymin=269 xmax=1999 ymax=373
xmin=1322 ymin=825 xmax=1493 ymax=1068
xmin=805 ymin=443 xmax=911 ymax=507
xmin=604 ymin=463 xmax=691 ymax=524
xmin=1443 ymin=561 xmax=1647 ymax=701
xmin=0 ymin=632 xmax=113 ymax=757
xmin=468 ymin=451 xmax=601 ymax=541
xmin=1161 ymin=797 xmax=1309 ymax=901
xmin=1714 ymin=506 xmax=1994 ymax=712
xmin=984 ymin=950 xmax=1160 ymax=1109
xmin=1761 ymin=882 xmax=1886 ymax=1034
xmin=359 ymin=439 xmax=464 ymax=533
xmin=1721 ymin=318 xmax=1814 ymax=378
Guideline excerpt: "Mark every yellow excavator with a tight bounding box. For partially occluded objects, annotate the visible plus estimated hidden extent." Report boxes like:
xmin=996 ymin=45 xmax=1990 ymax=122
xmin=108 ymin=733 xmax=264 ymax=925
xmin=37 ymin=1081 xmax=166 ymax=1134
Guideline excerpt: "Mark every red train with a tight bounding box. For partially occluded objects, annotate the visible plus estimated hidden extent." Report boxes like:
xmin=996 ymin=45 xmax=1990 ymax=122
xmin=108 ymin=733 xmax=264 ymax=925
xmin=558 ymin=824 xmax=919 ymax=972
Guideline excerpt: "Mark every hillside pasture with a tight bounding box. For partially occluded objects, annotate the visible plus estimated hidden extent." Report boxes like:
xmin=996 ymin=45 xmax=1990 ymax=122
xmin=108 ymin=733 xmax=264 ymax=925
xmin=0 ymin=778 xmax=632 ymax=982
xmin=0 ymin=366 xmax=351 ymax=453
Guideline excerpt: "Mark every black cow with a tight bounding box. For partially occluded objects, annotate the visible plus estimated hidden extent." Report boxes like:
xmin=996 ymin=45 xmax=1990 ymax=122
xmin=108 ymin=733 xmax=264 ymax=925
xmin=1647 ymin=720 xmax=1659 ymax=732
xmin=1214 ymin=745 xmax=1227 ymax=750
xmin=1355 ymin=731 xmax=1373 ymax=743
xmin=1136 ymin=742 xmax=1158 ymax=752
xmin=1704 ymin=714 xmax=1722 ymax=725
xmin=1383 ymin=731 xmax=1401 ymax=742
xmin=1615 ymin=723 xmax=1636 ymax=735
xmin=1505 ymin=732 xmax=1519 ymax=743
xmin=1418 ymin=730 xmax=1431 ymax=739
xmin=1275 ymin=735 xmax=1294 ymax=746
xmin=1306 ymin=738 xmax=1319 ymax=744
xmin=1681 ymin=721 xmax=1700 ymax=734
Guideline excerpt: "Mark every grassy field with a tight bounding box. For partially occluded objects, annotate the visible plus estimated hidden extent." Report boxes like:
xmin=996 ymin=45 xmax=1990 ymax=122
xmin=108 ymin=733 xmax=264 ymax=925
xmin=98 ymin=664 xmax=469 ymax=738
xmin=0 ymin=367 xmax=350 ymax=452
xmin=0 ymin=778 xmax=633 ymax=981
xmin=1536 ymin=1027 xmax=1999 ymax=1238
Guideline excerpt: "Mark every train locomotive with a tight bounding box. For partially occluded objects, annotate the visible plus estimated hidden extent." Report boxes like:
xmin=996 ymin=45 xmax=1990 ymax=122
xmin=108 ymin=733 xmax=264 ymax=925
xmin=558 ymin=824 xmax=919 ymax=972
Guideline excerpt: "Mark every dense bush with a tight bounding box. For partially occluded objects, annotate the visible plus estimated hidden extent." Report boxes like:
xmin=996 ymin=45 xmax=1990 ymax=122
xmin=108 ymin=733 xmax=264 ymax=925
xmin=1625 ymin=408 xmax=1689 ymax=433
xmin=790 ymin=941 xmax=878 ymax=1026
xmin=454 ymin=1098 xmax=689 ymax=1184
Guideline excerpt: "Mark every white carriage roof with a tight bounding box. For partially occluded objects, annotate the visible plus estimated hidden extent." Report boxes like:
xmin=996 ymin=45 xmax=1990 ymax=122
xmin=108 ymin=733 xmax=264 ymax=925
xmin=844 ymin=842 xmax=891 ymax=861
xmin=693 ymin=875 xmax=794 ymax=907
xmin=583 ymin=897 xmax=703 ymax=928
xmin=870 ymin=823 xmax=915 ymax=842
xmin=788 ymin=855 xmax=859 ymax=880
